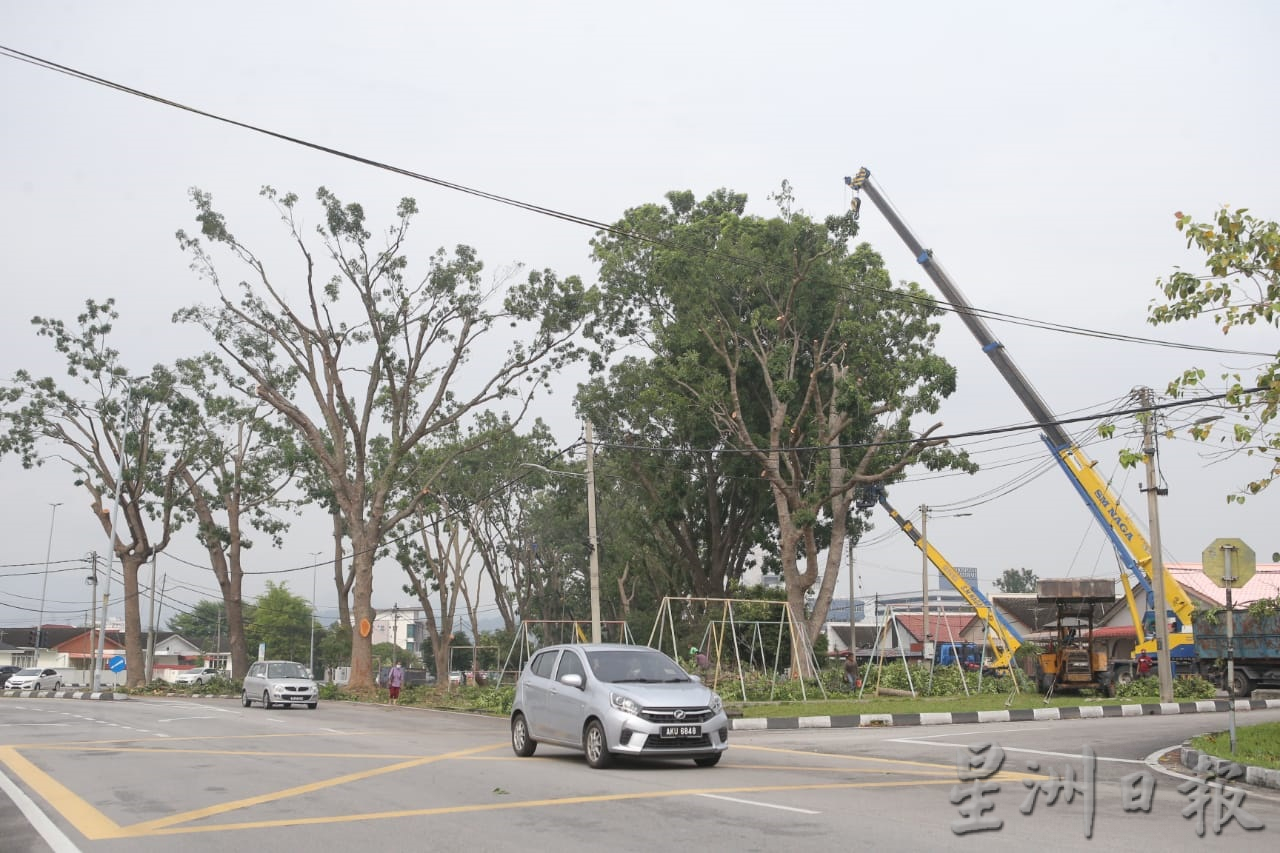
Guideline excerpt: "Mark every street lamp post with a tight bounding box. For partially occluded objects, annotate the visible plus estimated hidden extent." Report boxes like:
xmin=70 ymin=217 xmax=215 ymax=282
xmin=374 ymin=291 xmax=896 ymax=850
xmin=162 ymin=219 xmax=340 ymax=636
xmin=36 ymin=502 xmax=63 ymax=654
xmin=309 ymin=551 xmax=321 ymax=676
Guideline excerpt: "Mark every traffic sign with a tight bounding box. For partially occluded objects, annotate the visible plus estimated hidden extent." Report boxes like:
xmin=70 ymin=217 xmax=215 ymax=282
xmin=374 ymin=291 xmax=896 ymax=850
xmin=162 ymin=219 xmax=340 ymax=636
xmin=108 ymin=655 xmax=126 ymax=673
xmin=1202 ymin=538 xmax=1256 ymax=589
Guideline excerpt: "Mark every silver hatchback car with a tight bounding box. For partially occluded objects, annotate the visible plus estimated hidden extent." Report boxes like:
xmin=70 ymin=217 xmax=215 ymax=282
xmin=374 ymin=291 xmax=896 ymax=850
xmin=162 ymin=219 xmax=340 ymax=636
xmin=241 ymin=660 xmax=318 ymax=709
xmin=510 ymin=643 xmax=728 ymax=768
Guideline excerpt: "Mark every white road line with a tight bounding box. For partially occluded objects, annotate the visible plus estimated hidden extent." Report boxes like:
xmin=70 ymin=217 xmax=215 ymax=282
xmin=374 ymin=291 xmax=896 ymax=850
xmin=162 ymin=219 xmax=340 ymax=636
xmin=891 ymin=737 xmax=1147 ymax=765
xmin=0 ymin=723 xmax=70 ymax=728
xmin=698 ymin=793 xmax=820 ymax=814
xmin=157 ymin=716 xmax=219 ymax=723
xmin=0 ymin=765 xmax=83 ymax=853
xmin=888 ymin=725 xmax=1053 ymax=740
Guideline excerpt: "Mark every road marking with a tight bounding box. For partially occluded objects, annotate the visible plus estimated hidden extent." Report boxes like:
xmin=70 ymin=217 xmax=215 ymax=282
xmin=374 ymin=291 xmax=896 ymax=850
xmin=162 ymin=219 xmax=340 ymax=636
xmin=124 ymin=741 xmax=506 ymax=835
xmin=698 ymin=793 xmax=820 ymax=814
xmin=0 ymin=723 xmax=71 ymax=728
xmin=0 ymin=762 xmax=83 ymax=853
xmin=889 ymin=737 xmax=1147 ymax=764
xmin=157 ymin=716 xmax=219 ymax=723
xmin=0 ymin=746 xmax=125 ymax=840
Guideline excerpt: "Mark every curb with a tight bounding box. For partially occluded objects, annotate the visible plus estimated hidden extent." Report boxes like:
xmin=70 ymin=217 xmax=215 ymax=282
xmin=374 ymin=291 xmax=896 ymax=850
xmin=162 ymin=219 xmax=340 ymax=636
xmin=1 ymin=688 xmax=127 ymax=701
xmin=728 ymin=697 xmax=1280 ymax=731
xmin=1180 ymin=744 xmax=1280 ymax=791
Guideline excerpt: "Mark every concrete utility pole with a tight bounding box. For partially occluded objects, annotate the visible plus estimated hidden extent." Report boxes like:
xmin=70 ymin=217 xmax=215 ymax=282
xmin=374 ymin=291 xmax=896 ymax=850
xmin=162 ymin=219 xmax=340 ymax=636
xmin=585 ymin=421 xmax=602 ymax=644
xmin=37 ymin=502 xmax=62 ymax=653
xmin=920 ymin=505 xmax=931 ymax=663
xmin=1140 ymin=387 xmax=1175 ymax=703
xmin=146 ymin=554 xmax=158 ymax=682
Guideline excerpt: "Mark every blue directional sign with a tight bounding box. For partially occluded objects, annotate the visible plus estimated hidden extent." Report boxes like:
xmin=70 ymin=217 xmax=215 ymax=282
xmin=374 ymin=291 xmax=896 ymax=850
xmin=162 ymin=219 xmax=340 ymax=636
xmin=108 ymin=655 xmax=126 ymax=673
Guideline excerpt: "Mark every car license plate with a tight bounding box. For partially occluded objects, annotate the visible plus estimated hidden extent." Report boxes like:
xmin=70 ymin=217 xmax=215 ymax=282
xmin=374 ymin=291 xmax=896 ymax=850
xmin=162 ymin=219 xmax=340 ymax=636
xmin=660 ymin=725 xmax=699 ymax=737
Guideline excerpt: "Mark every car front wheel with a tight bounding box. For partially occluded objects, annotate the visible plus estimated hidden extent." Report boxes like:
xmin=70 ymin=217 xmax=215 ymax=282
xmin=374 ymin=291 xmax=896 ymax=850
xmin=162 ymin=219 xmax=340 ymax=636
xmin=262 ymin=691 xmax=273 ymax=710
xmin=694 ymin=753 xmax=722 ymax=768
xmin=241 ymin=691 xmax=252 ymax=708
xmin=511 ymin=713 xmax=537 ymax=757
xmin=583 ymin=720 xmax=612 ymax=769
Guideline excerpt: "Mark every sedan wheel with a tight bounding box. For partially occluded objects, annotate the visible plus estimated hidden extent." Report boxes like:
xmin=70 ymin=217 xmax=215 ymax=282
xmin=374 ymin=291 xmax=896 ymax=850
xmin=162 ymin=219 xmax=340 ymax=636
xmin=511 ymin=713 xmax=537 ymax=757
xmin=583 ymin=720 xmax=613 ymax=769
xmin=241 ymin=691 xmax=252 ymax=708
xmin=262 ymin=691 xmax=273 ymax=710
xmin=694 ymin=753 xmax=722 ymax=768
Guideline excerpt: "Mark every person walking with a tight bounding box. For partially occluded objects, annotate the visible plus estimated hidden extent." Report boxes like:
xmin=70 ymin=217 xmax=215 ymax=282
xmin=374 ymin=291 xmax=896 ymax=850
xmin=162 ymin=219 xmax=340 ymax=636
xmin=388 ymin=662 xmax=405 ymax=705
xmin=843 ymin=652 xmax=861 ymax=691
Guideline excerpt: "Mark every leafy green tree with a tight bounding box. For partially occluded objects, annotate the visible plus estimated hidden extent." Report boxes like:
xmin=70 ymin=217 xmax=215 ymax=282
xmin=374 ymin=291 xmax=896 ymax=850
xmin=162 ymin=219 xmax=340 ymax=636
xmin=246 ymin=581 xmax=312 ymax=663
xmin=316 ymin=620 xmax=351 ymax=677
xmin=1 ymin=300 xmax=190 ymax=687
xmin=1148 ymin=207 xmax=1280 ymax=500
xmin=589 ymin=185 xmax=974 ymax=675
xmin=168 ymin=599 xmax=230 ymax=652
xmin=993 ymin=568 xmax=1038 ymax=594
xmin=174 ymin=187 xmax=598 ymax=689
xmin=168 ymin=353 xmax=302 ymax=678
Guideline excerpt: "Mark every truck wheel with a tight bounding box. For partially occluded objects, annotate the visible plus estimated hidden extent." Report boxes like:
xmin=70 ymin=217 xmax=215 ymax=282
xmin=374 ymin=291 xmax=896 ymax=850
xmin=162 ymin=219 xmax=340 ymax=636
xmin=1113 ymin=668 xmax=1133 ymax=688
xmin=1230 ymin=671 xmax=1253 ymax=698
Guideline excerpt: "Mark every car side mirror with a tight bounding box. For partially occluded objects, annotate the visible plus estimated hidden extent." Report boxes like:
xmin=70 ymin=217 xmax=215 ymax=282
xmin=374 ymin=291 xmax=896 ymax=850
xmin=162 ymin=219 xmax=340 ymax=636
xmin=559 ymin=673 xmax=584 ymax=690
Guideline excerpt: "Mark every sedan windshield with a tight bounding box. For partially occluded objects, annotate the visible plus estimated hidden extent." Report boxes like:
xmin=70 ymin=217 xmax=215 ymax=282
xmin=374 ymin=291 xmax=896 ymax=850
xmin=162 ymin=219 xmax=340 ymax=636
xmin=266 ymin=662 xmax=309 ymax=679
xmin=586 ymin=650 xmax=690 ymax=684
xmin=16 ymin=668 xmax=39 ymax=676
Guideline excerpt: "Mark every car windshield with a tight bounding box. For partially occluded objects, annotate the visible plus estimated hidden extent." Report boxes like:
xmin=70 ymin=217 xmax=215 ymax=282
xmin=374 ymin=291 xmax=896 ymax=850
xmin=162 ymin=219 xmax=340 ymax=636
xmin=16 ymin=668 xmax=39 ymax=676
xmin=586 ymin=650 xmax=690 ymax=684
xmin=266 ymin=662 xmax=308 ymax=679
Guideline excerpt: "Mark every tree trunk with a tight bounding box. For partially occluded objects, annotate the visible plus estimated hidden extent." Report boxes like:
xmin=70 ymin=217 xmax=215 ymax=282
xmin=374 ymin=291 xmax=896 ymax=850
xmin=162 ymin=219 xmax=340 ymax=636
xmin=121 ymin=553 xmax=146 ymax=688
xmin=347 ymin=532 xmax=376 ymax=688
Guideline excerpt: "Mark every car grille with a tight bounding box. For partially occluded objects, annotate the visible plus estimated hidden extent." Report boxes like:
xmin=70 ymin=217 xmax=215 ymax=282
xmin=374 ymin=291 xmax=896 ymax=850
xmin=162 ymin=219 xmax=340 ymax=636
xmin=640 ymin=707 xmax=714 ymax=724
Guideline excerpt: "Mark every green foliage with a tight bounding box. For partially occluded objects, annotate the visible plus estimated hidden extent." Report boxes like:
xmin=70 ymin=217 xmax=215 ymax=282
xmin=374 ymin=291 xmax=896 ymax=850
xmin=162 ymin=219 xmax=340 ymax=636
xmin=1148 ymin=206 xmax=1280 ymax=500
xmin=861 ymin=660 xmax=1029 ymax=697
xmin=993 ymin=568 xmax=1038 ymax=594
xmin=1246 ymin=594 xmax=1280 ymax=618
xmin=1115 ymin=675 xmax=1216 ymax=700
xmin=246 ymin=581 xmax=312 ymax=662
xmin=585 ymin=185 xmax=976 ymax=635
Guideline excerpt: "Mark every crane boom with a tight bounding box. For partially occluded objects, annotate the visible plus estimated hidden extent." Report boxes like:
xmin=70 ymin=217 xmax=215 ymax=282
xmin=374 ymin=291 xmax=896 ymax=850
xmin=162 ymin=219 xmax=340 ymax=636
xmin=845 ymin=167 xmax=1195 ymax=657
xmin=861 ymin=484 xmax=1022 ymax=670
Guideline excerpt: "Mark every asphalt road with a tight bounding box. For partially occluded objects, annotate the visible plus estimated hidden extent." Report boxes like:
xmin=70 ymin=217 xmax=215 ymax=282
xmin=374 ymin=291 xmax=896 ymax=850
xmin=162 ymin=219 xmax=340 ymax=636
xmin=3 ymin=696 xmax=1280 ymax=852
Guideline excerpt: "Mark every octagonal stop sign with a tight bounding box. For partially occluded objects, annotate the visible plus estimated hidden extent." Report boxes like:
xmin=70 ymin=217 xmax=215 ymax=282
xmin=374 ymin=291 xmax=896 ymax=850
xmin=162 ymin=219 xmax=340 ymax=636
xmin=1202 ymin=537 xmax=1256 ymax=589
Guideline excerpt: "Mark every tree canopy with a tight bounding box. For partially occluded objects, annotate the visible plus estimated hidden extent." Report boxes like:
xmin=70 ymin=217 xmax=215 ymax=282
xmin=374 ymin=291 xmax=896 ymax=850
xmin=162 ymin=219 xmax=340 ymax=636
xmin=1149 ymin=207 xmax=1280 ymax=501
xmin=588 ymin=184 xmax=975 ymax=673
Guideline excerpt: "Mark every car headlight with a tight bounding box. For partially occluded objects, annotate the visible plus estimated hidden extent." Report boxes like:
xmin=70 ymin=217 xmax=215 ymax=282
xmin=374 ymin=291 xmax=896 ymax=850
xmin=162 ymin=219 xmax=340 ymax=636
xmin=610 ymin=692 xmax=642 ymax=717
xmin=709 ymin=692 xmax=723 ymax=714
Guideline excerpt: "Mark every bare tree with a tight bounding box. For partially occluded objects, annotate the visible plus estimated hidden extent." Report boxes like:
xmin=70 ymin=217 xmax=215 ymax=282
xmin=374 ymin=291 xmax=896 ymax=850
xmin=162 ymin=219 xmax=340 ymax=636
xmin=175 ymin=187 xmax=596 ymax=688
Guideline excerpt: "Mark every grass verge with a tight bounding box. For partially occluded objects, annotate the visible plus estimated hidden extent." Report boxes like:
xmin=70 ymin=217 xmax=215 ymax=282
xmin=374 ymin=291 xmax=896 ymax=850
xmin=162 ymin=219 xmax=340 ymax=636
xmin=1190 ymin=722 xmax=1280 ymax=771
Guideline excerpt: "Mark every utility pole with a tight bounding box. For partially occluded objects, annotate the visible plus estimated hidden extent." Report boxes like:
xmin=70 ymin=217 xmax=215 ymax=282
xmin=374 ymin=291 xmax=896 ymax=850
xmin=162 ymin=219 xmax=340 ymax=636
xmin=88 ymin=552 xmax=99 ymax=688
xmin=585 ymin=420 xmax=602 ymax=644
xmin=1140 ymin=386 xmax=1175 ymax=703
xmin=37 ymin=502 xmax=62 ymax=654
xmin=146 ymin=553 xmax=158 ymax=682
xmin=920 ymin=505 xmax=931 ymax=664
xmin=95 ymin=387 xmax=131 ymax=691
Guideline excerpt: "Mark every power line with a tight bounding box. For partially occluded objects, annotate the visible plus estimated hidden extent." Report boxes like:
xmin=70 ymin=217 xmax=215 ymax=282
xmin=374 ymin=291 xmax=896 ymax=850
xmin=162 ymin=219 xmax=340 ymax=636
xmin=0 ymin=45 xmax=1271 ymax=364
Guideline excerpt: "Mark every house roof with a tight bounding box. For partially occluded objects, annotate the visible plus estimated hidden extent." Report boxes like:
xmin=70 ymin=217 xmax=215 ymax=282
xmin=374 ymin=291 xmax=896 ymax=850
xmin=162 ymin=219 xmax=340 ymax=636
xmin=828 ymin=625 xmax=884 ymax=650
xmin=1167 ymin=562 xmax=1280 ymax=607
xmin=890 ymin=613 xmax=978 ymax=642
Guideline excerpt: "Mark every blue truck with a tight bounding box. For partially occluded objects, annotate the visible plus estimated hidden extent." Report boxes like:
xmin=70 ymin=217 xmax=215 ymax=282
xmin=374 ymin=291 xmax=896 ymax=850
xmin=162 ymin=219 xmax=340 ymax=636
xmin=1191 ymin=607 xmax=1280 ymax=697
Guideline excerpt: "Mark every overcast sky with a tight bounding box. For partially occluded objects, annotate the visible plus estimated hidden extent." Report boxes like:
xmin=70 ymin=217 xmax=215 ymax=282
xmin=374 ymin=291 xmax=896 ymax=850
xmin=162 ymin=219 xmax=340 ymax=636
xmin=2 ymin=2 xmax=1277 ymax=636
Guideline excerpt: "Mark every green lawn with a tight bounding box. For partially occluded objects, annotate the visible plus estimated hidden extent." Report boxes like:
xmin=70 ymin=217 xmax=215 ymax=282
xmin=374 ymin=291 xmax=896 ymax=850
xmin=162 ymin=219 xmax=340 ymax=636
xmin=1190 ymin=723 xmax=1280 ymax=771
